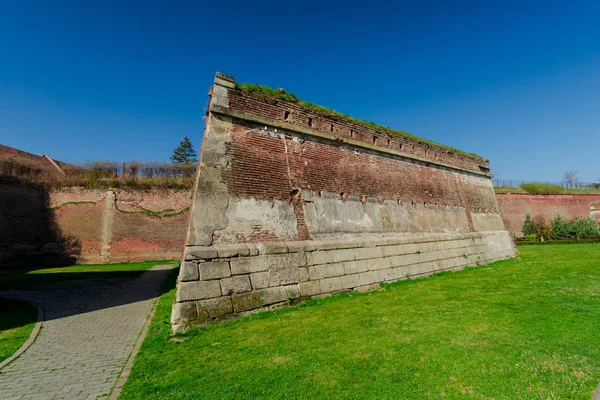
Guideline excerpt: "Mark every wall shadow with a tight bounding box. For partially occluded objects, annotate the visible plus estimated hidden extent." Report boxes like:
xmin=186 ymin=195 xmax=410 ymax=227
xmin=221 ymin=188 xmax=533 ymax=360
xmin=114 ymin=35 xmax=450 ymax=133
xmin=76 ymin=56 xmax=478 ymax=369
xmin=0 ymin=177 xmax=79 ymax=267
xmin=0 ymin=267 xmax=177 ymax=334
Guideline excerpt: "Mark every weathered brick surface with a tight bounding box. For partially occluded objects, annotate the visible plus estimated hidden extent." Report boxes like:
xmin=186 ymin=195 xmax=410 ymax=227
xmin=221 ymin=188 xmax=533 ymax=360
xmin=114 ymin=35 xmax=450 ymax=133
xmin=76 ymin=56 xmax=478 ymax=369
xmin=497 ymin=193 xmax=600 ymax=232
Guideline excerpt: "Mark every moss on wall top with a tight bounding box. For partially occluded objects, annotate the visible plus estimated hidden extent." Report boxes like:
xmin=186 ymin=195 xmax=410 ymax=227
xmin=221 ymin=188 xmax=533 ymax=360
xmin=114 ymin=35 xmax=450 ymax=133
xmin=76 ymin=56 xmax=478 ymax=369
xmin=235 ymin=83 xmax=487 ymax=163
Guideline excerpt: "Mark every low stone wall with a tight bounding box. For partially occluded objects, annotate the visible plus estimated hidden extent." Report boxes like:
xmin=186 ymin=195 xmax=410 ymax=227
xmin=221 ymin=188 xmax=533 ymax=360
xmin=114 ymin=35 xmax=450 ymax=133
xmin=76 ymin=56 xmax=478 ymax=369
xmin=172 ymin=231 xmax=514 ymax=332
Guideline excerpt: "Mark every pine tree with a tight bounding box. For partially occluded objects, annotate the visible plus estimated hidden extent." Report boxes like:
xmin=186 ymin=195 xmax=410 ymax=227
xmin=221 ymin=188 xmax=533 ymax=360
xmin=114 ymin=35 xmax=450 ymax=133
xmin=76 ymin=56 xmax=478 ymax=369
xmin=170 ymin=137 xmax=198 ymax=165
xmin=522 ymin=214 xmax=536 ymax=236
xmin=170 ymin=137 xmax=197 ymax=177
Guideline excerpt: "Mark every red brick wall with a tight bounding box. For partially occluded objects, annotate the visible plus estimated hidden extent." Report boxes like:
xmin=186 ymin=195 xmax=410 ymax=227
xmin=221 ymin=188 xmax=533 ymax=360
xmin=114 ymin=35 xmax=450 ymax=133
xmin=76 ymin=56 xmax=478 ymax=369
xmin=497 ymin=193 xmax=600 ymax=232
xmin=0 ymin=184 xmax=191 ymax=265
xmin=221 ymin=125 xmax=498 ymax=242
xmin=228 ymin=91 xmax=487 ymax=174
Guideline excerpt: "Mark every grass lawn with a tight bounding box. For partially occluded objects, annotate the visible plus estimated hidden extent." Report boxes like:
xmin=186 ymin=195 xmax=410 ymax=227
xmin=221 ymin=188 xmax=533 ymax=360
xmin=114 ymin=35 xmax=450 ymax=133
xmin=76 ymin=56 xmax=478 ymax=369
xmin=0 ymin=298 xmax=38 ymax=362
xmin=0 ymin=261 xmax=171 ymax=291
xmin=120 ymin=245 xmax=600 ymax=399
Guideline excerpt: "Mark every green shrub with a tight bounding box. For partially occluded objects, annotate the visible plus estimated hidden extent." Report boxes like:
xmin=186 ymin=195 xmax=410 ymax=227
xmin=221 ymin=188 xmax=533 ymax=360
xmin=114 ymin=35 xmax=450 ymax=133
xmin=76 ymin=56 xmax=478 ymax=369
xmin=571 ymin=217 xmax=600 ymax=239
xmin=524 ymin=234 xmax=538 ymax=242
xmin=550 ymin=215 xmax=572 ymax=240
xmin=520 ymin=183 xmax=565 ymax=195
xmin=532 ymin=215 xmax=551 ymax=241
xmin=522 ymin=214 xmax=536 ymax=236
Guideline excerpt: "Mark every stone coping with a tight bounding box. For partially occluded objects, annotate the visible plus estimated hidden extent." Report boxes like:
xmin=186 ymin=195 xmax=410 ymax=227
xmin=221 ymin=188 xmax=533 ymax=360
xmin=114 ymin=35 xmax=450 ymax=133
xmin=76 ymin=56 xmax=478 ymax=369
xmin=184 ymin=232 xmax=485 ymax=261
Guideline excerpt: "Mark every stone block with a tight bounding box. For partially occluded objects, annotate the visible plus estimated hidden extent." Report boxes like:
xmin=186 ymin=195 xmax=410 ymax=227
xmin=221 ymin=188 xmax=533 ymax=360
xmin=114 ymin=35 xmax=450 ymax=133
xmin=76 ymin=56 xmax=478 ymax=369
xmin=247 ymin=243 xmax=259 ymax=256
xmin=383 ymin=245 xmax=401 ymax=257
xmin=230 ymin=256 xmax=269 ymax=275
xmin=308 ymin=263 xmax=345 ymax=280
xmin=197 ymin=296 xmax=233 ymax=317
xmin=371 ymin=247 xmax=385 ymax=258
xmin=331 ymin=249 xmax=355 ymax=263
xmin=315 ymin=239 xmax=342 ymax=250
xmin=359 ymin=271 xmax=376 ymax=286
xmin=258 ymin=287 xmax=287 ymax=305
xmin=355 ymin=283 xmax=380 ymax=293
xmin=257 ymin=242 xmax=289 ymax=255
xmin=320 ymin=277 xmax=343 ymax=293
xmin=250 ymin=272 xmax=270 ymax=289
xmin=177 ymin=280 xmax=221 ymax=302
xmin=340 ymin=274 xmax=361 ymax=289
xmin=268 ymin=267 xmax=309 ymax=285
xmin=312 ymin=251 xmax=333 ymax=265
xmin=220 ymin=275 xmax=252 ymax=295
xmin=199 ymin=261 xmax=231 ymax=280
xmin=299 ymin=280 xmax=321 ymax=297
xmin=353 ymin=247 xmax=373 ymax=260
xmin=374 ymin=268 xmax=400 ymax=282
xmin=215 ymin=244 xmax=250 ymax=258
xmin=180 ymin=262 xmax=199 ymax=281
xmin=232 ymin=292 xmax=262 ymax=312
xmin=284 ymin=284 xmax=301 ymax=299
xmin=367 ymin=257 xmax=392 ymax=271
xmin=171 ymin=302 xmax=197 ymax=324
xmin=344 ymin=260 xmax=368 ymax=274
xmin=285 ymin=240 xmax=317 ymax=252
xmin=184 ymin=246 xmax=218 ymax=261
xmin=267 ymin=252 xmax=307 ymax=269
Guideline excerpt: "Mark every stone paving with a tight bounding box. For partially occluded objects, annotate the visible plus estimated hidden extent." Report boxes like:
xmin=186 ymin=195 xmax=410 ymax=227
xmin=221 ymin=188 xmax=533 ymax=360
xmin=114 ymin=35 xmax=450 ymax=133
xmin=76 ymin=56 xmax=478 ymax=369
xmin=0 ymin=264 xmax=172 ymax=400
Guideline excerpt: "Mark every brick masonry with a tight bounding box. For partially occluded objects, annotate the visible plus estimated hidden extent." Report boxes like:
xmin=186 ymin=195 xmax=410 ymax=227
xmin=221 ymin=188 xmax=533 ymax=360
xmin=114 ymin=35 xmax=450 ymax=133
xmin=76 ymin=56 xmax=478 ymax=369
xmin=496 ymin=193 xmax=600 ymax=232
xmin=0 ymin=185 xmax=191 ymax=265
xmin=173 ymin=72 xmax=518 ymax=332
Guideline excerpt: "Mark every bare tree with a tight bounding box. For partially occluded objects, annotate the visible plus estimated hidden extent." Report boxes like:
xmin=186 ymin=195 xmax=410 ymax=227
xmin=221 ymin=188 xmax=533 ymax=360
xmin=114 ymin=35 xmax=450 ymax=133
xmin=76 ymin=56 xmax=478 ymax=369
xmin=563 ymin=170 xmax=580 ymax=188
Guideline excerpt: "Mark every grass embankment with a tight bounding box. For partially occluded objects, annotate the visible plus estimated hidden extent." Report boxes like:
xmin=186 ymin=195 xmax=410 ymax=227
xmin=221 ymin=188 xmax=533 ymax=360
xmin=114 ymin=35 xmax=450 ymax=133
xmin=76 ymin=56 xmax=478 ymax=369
xmin=121 ymin=245 xmax=600 ymax=399
xmin=494 ymin=185 xmax=600 ymax=195
xmin=0 ymin=261 xmax=171 ymax=291
xmin=0 ymin=298 xmax=38 ymax=363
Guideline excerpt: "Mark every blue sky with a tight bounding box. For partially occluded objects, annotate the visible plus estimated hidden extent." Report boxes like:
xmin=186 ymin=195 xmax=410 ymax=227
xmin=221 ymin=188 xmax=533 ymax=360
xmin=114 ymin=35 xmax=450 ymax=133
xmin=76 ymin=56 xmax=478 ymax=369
xmin=1 ymin=1 xmax=599 ymax=182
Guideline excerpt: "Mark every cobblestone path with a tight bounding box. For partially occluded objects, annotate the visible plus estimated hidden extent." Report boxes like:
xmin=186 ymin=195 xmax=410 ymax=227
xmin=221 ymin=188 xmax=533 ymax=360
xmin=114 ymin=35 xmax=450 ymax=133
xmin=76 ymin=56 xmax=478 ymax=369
xmin=0 ymin=264 xmax=172 ymax=400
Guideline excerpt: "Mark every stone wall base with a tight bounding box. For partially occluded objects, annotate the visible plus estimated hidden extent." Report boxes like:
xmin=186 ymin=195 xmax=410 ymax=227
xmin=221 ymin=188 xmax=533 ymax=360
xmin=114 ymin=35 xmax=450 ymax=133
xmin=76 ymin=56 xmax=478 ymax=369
xmin=172 ymin=231 xmax=517 ymax=333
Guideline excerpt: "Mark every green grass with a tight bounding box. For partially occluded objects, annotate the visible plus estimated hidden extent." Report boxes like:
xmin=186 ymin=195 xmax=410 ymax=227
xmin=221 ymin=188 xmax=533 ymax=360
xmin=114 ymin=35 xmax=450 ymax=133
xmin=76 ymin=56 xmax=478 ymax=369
xmin=0 ymin=298 xmax=38 ymax=362
xmin=495 ymin=184 xmax=600 ymax=195
xmin=0 ymin=261 xmax=172 ymax=291
xmin=236 ymin=83 xmax=486 ymax=162
xmin=120 ymin=245 xmax=600 ymax=399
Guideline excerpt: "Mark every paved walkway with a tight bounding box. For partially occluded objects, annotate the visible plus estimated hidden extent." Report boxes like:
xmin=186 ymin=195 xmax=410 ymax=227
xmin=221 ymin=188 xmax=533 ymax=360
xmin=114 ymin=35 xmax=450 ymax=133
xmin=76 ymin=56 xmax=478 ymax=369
xmin=0 ymin=264 xmax=172 ymax=400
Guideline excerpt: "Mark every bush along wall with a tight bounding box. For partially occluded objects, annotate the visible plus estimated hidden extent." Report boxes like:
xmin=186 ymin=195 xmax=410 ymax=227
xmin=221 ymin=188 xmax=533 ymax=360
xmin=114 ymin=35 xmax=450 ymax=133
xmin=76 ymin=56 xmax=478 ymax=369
xmin=518 ymin=213 xmax=600 ymax=243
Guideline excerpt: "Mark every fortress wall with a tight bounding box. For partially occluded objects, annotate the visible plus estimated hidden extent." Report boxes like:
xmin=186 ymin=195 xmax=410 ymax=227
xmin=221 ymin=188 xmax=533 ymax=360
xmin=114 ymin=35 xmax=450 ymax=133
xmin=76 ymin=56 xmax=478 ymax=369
xmin=173 ymin=73 xmax=517 ymax=332
xmin=497 ymin=193 xmax=600 ymax=232
xmin=0 ymin=184 xmax=191 ymax=265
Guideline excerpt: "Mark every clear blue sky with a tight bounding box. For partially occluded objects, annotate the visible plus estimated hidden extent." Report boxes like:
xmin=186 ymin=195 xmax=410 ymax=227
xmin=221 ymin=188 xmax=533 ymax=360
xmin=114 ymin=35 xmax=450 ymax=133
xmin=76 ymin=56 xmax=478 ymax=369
xmin=1 ymin=1 xmax=599 ymax=182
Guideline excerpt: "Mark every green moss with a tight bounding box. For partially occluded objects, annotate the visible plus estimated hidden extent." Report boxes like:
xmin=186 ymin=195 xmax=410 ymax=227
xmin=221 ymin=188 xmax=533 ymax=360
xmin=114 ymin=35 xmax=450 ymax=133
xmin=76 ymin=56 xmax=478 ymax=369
xmin=115 ymin=205 xmax=190 ymax=219
xmin=235 ymin=83 xmax=486 ymax=162
xmin=44 ymin=201 xmax=98 ymax=211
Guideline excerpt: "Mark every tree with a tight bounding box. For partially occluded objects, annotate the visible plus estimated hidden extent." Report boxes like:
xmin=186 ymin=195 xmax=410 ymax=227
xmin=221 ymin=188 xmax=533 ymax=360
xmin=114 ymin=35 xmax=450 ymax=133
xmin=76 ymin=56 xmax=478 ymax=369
xmin=170 ymin=137 xmax=198 ymax=177
xmin=522 ymin=214 xmax=536 ymax=236
xmin=563 ymin=170 xmax=580 ymax=189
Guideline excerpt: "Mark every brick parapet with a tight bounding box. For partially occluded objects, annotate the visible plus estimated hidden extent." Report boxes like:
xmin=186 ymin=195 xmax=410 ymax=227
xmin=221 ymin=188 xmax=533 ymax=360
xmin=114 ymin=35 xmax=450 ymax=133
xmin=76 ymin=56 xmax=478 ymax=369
xmin=224 ymin=81 xmax=489 ymax=176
